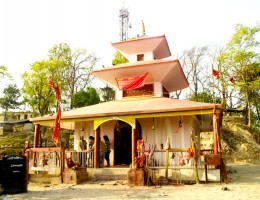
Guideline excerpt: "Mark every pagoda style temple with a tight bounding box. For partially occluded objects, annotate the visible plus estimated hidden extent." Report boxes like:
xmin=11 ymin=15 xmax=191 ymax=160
xmin=29 ymin=34 xmax=224 ymax=184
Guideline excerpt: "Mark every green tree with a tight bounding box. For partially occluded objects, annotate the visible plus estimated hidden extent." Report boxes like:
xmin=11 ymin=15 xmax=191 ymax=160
xmin=71 ymin=87 xmax=100 ymax=108
xmin=189 ymin=89 xmax=221 ymax=103
xmin=22 ymin=60 xmax=55 ymax=116
xmin=48 ymin=43 xmax=98 ymax=109
xmin=112 ymin=51 xmax=128 ymax=66
xmin=0 ymin=65 xmax=12 ymax=82
xmin=22 ymin=43 xmax=98 ymax=114
xmin=0 ymin=84 xmax=21 ymax=121
xmin=212 ymin=46 xmax=231 ymax=113
xmin=47 ymin=43 xmax=72 ymax=100
xmin=225 ymin=23 xmax=260 ymax=128
xmin=251 ymin=91 xmax=260 ymax=130
xmin=64 ymin=48 xmax=98 ymax=108
xmin=99 ymin=85 xmax=115 ymax=102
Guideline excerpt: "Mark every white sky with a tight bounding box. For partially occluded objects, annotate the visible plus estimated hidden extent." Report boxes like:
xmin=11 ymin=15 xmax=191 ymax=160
xmin=0 ymin=0 xmax=259 ymax=90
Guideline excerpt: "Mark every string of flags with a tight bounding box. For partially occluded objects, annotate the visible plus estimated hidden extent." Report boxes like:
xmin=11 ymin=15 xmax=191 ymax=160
xmin=212 ymin=68 xmax=235 ymax=84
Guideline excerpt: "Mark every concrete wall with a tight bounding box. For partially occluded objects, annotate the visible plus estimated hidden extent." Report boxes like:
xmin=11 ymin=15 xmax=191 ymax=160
xmin=74 ymin=121 xmax=95 ymax=151
xmin=149 ymin=168 xmax=220 ymax=182
xmin=74 ymin=120 xmax=117 ymax=166
xmin=127 ymin=52 xmax=154 ymax=62
xmin=99 ymin=120 xmax=117 ymax=166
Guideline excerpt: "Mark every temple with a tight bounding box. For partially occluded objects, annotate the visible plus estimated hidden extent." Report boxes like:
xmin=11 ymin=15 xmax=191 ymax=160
xmin=29 ymin=34 xmax=225 ymax=185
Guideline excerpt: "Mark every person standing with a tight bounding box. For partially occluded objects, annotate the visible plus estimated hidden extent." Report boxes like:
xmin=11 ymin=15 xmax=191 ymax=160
xmin=99 ymin=139 xmax=106 ymax=167
xmin=87 ymin=136 xmax=95 ymax=167
xmin=88 ymin=136 xmax=95 ymax=150
xmin=103 ymin=135 xmax=111 ymax=167
xmin=79 ymin=136 xmax=87 ymax=151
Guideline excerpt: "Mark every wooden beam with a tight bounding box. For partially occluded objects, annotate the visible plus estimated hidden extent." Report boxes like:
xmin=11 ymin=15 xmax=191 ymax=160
xmin=94 ymin=127 xmax=100 ymax=168
xmin=131 ymin=128 xmax=136 ymax=167
xmin=34 ymin=124 xmax=40 ymax=148
xmin=165 ymin=149 xmax=169 ymax=178
xmin=33 ymin=124 xmax=40 ymax=167
xmin=191 ymin=135 xmax=199 ymax=184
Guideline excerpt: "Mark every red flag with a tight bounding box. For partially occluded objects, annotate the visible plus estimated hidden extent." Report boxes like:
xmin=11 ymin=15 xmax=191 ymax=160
xmin=212 ymin=69 xmax=219 ymax=79
xmin=115 ymin=72 xmax=148 ymax=91
xmin=229 ymin=76 xmax=235 ymax=84
xmin=48 ymin=76 xmax=61 ymax=103
xmin=47 ymin=76 xmax=62 ymax=146
xmin=52 ymin=106 xmax=61 ymax=147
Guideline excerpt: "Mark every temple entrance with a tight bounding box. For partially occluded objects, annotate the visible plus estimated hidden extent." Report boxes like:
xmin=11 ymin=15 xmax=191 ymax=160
xmin=114 ymin=120 xmax=142 ymax=166
xmin=114 ymin=121 xmax=132 ymax=165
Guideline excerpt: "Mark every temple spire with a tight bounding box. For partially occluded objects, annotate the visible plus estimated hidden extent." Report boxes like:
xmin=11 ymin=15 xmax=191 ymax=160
xmin=141 ymin=20 xmax=146 ymax=36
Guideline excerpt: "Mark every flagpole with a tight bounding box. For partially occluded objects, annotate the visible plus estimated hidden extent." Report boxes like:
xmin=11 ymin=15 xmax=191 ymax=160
xmin=212 ymin=65 xmax=216 ymax=105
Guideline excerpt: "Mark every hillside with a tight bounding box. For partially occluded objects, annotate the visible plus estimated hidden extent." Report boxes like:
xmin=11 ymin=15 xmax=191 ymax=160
xmin=221 ymin=116 xmax=260 ymax=164
xmin=0 ymin=132 xmax=34 ymax=155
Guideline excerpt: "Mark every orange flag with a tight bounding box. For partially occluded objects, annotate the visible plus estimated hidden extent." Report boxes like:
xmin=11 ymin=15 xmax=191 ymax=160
xmin=212 ymin=69 xmax=219 ymax=79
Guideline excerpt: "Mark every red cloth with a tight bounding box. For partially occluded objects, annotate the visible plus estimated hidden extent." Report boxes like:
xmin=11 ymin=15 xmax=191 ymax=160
xmin=213 ymin=112 xmax=219 ymax=154
xmin=47 ymin=76 xmax=62 ymax=146
xmin=137 ymin=140 xmax=145 ymax=152
xmin=229 ymin=76 xmax=235 ymax=84
xmin=52 ymin=106 xmax=61 ymax=147
xmin=115 ymin=72 xmax=148 ymax=91
xmin=48 ymin=76 xmax=61 ymax=103
xmin=212 ymin=69 xmax=219 ymax=79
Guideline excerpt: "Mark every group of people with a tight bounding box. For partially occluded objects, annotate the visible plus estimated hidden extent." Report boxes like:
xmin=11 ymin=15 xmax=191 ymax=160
xmin=79 ymin=135 xmax=111 ymax=167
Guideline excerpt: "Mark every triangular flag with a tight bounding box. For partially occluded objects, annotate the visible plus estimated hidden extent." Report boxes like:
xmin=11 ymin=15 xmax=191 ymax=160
xmin=212 ymin=69 xmax=219 ymax=79
xmin=229 ymin=76 xmax=235 ymax=84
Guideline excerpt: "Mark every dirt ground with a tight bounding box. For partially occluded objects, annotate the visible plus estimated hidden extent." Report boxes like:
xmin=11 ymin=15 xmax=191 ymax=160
xmin=1 ymin=164 xmax=259 ymax=200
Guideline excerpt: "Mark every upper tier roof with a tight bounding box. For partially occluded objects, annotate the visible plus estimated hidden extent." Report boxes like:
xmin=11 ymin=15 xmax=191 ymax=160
xmin=92 ymin=59 xmax=189 ymax=93
xmin=111 ymin=35 xmax=171 ymax=59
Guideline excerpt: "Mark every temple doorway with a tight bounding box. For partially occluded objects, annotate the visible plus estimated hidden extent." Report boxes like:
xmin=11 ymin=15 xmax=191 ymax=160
xmin=114 ymin=120 xmax=142 ymax=166
xmin=114 ymin=121 xmax=131 ymax=165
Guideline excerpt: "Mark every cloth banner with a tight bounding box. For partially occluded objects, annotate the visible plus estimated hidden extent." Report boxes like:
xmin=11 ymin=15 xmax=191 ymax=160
xmin=213 ymin=112 xmax=219 ymax=154
xmin=115 ymin=72 xmax=148 ymax=91
xmin=47 ymin=76 xmax=62 ymax=146
xmin=52 ymin=106 xmax=61 ymax=147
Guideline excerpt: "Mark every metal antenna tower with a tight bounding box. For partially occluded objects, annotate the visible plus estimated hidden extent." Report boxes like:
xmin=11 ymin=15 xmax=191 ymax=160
xmin=119 ymin=5 xmax=129 ymax=41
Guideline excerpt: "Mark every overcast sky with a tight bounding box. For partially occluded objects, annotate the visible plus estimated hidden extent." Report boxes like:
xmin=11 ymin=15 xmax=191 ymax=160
xmin=0 ymin=0 xmax=259 ymax=90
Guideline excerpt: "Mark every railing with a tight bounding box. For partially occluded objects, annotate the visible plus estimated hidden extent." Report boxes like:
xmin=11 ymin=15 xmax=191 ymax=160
xmin=25 ymin=148 xmax=94 ymax=176
xmin=145 ymin=148 xmax=215 ymax=169
xmin=65 ymin=150 xmax=94 ymax=168
xmin=25 ymin=147 xmax=64 ymax=175
xmin=25 ymin=147 xmax=215 ymax=175
xmin=200 ymin=149 xmax=215 ymax=169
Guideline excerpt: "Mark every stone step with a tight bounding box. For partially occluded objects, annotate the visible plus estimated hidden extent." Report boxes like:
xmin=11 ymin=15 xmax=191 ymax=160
xmin=88 ymin=167 xmax=130 ymax=180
